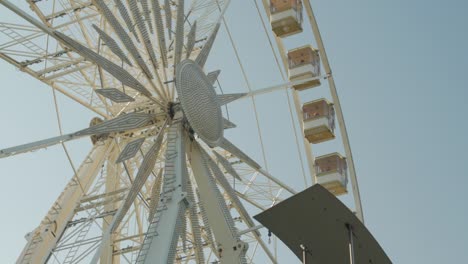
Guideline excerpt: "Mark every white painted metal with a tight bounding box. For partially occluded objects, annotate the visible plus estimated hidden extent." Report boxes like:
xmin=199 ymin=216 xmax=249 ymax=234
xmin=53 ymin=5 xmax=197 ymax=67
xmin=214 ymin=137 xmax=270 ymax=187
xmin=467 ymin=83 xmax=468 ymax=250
xmin=174 ymin=0 xmax=185 ymax=66
xmin=16 ymin=140 xmax=114 ymax=263
xmin=189 ymin=142 xmax=248 ymax=264
xmin=176 ymin=59 xmax=224 ymax=146
xmin=259 ymin=0 xmax=365 ymax=222
xmin=259 ymin=0 xmax=317 ymax=190
xmin=137 ymin=122 xmax=188 ymax=263
xmin=100 ymin=146 xmax=121 ymax=264
xmin=0 ymin=134 xmax=79 ymax=158
xmin=0 ymin=112 xmax=158 ymax=158
xmin=0 ymin=0 xmax=367 ymax=262
xmin=243 ymin=75 xmax=326 ymax=99
xmin=302 ymin=0 xmax=364 ymax=222
xmin=0 ymin=0 xmax=53 ymax=34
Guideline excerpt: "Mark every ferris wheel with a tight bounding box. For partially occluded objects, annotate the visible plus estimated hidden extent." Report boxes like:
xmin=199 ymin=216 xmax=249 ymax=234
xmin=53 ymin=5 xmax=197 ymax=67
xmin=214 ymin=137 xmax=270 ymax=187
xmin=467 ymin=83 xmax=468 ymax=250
xmin=0 ymin=0 xmax=365 ymax=263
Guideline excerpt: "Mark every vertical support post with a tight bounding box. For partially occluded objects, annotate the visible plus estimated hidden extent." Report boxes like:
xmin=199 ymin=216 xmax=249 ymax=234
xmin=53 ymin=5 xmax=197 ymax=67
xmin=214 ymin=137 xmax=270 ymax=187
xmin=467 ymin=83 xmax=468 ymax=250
xmin=101 ymin=144 xmax=120 ymax=264
xmin=136 ymin=121 xmax=189 ymax=263
xmin=346 ymin=224 xmax=355 ymax=264
xmin=189 ymin=142 xmax=247 ymax=263
xmin=299 ymin=244 xmax=312 ymax=264
xmin=16 ymin=140 xmax=114 ymax=264
xmin=300 ymin=244 xmax=307 ymax=264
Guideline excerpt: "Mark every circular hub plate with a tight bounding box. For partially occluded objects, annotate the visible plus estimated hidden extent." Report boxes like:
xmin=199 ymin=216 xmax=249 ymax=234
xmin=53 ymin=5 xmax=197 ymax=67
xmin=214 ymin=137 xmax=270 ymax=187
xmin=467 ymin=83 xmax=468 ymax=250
xmin=176 ymin=59 xmax=223 ymax=146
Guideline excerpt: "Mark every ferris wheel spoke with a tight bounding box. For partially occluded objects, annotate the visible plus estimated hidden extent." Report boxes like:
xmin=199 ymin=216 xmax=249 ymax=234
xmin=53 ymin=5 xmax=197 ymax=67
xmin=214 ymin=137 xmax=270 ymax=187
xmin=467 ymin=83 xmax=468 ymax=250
xmin=116 ymin=138 xmax=146 ymax=163
xmin=164 ymin=0 xmax=173 ymax=40
xmin=0 ymin=1 xmax=110 ymax=115
xmin=174 ymin=0 xmax=185 ymax=66
xmin=218 ymin=93 xmax=247 ymax=106
xmin=140 ymin=0 xmax=153 ymax=34
xmin=74 ymin=113 xmax=158 ymax=137
xmin=112 ymin=0 xmax=140 ymax=43
xmin=94 ymin=0 xmax=171 ymax=102
xmin=195 ymin=22 xmax=220 ymax=68
xmin=90 ymin=124 xmax=168 ymax=263
xmin=205 ymin=152 xmax=258 ymax=236
xmin=108 ymin=123 xmax=166 ymax=233
xmin=128 ymin=0 xmax=159 ymax=72
xmin=152 ymin=0 xmax=169 ymax=68
xmin=241 ymin=74 xmax=327 ymax=100
xmin=223 ymin=118 xmax=237 ymax=129
xmin=235 ymin=191 xmax=266 ymax=211
xmin=220 ymin=157 xmax=296 ymax=210
xmin=213 ymin=151 xmax=242 ymax=181
xmin=207 ymin=69 xmax=221 ymax=85
xmin=219 ymin=137 xmax=261 ymax=170
xmin=186 ymin=20 xmax=197 ymax=59
xmin=0 ymin=112 xmax=158 ymax=158
xmin=92 ymin=25 xmax=132 ymax=66
xmin=0 ymin=134 xmax=78 ymax=158
xmin=95 ymin=88 xmax=136 ymax=104
xmin=54 ymin=31 xmax=154 ymax=98
xmin=0 ymin=0 xmax=372 ymax=262
xmin=93 ymin=0 xmax=153 ymax=80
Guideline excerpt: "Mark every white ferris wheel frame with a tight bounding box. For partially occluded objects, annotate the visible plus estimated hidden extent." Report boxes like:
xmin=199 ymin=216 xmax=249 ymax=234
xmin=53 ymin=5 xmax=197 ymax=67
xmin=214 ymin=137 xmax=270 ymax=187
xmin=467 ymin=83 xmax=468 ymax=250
xmin=0 ymin=0 xmax=364 ymax=263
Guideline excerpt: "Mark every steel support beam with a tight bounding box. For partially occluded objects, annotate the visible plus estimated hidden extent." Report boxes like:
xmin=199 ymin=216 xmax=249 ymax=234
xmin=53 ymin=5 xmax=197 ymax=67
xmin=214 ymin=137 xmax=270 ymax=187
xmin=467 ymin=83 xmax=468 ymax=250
xmin=189 ymin=142 xmax=247 ymax=263
xmin=101 ymin=145 xmax=121 ymax=264
xmin=16 ymin=140 xmax=114 ymax=264
xmin=137 ymin=121 xmax=188 ymax=263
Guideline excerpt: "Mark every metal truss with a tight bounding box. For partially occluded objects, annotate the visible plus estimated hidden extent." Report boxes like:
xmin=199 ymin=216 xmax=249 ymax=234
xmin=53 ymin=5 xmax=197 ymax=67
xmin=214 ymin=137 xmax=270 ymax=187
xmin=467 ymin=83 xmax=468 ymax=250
xmin=0 ymin=0 xmax=227 ymax=118
xmin=0 ymin=0 xmax=364 ymax=263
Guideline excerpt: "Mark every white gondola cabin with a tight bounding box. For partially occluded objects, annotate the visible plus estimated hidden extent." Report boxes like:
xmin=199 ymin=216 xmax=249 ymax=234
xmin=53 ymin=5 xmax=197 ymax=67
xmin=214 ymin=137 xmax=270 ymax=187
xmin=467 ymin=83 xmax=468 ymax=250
xmin=288 ymin=45 xmax=321 ymax=90
xmin=303 ymin=98 xmax=335 ymax=144
xmin=270 ymin=0 xmax=303 ymax=38
xmin=315 ymin=153 xmax=348 ymax=196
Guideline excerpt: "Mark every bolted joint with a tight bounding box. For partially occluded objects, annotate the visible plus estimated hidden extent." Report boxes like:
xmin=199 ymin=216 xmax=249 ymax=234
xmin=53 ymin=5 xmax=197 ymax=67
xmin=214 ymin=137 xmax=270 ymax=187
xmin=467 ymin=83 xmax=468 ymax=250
xmin=233 ymin=241 xmax=249 ymax=253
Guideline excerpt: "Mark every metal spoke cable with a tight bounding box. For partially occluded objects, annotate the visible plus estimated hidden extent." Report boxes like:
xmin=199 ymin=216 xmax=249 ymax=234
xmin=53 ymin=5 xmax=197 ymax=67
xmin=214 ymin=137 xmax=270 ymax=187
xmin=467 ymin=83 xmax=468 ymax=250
xmin=50 ymin=0 xmax=112 ymax=113
xmin=95 ymin=23 xmax=112 ymax=117
xmin=52 ymin=88 xmax=86 ymax=194
xmin=215 ymin=3 xmax=269 ymax=172
xmin=44 ymin=0 xmax=85 ymax=194
xmin=251 ymin=0 xmax=286 ymax=79
xmin=214 ymin=5 xmax=281 ymax=261
xmin=302 ymin=0 xmax=364 ymax=222
xmin=44 ymin=6 xmax=112 ymax=229
xmin=251 ymin=0 xmax=309 ymax=187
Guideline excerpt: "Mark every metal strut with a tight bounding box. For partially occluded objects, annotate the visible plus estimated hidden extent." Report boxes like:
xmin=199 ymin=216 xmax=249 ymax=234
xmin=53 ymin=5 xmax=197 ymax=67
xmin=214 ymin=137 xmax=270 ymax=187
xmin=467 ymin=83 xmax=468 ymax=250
xmin=136 ymin=120 xmax=189 ymax=263
xmin=190 ymin=142 xmax=248 ymax=264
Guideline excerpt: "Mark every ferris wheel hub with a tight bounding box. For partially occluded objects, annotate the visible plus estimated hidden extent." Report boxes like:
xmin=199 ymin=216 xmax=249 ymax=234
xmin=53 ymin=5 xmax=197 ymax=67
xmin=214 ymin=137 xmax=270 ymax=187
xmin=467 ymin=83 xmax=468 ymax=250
xmin=175 ymin=59 xmax=223 ymax=147
xmin=89 ymin=117 xmax=109 ymax=144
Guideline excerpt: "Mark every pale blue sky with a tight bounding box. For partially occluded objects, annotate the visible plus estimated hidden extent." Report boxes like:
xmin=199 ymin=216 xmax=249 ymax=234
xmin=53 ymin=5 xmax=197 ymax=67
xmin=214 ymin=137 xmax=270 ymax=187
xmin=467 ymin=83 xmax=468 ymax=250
xmin=0 ymin=0 xmax=467 ymax=263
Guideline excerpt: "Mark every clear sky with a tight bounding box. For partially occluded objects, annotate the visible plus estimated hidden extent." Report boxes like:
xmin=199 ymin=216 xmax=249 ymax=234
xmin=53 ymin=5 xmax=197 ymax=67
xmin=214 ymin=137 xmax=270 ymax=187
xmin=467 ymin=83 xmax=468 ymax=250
xmin=0 ymin=0 xmax=467 ymax=263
